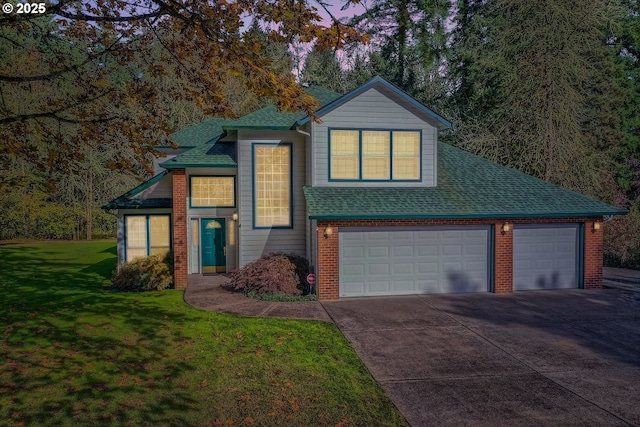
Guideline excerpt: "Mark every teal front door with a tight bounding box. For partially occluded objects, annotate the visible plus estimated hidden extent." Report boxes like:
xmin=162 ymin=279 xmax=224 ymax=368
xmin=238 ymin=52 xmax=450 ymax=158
xmin=201 ymin=219 xmax=226 ymax=273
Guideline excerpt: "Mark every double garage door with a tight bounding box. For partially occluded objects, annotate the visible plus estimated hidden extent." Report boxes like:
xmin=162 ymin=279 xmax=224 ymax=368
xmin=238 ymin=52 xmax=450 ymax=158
xmin=338 ymin=224 xmax=579 ymax=297
xmin=339 ymin=226 xmax=490 ymax=297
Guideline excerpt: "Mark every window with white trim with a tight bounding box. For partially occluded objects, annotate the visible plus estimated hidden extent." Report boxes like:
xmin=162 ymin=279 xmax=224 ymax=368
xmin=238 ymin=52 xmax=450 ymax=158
xmin=190 ymin=176 xmax=235 ymax=207
xmin=125 ymin=215 xmax=170 ymax=261
xmin=329 ymin=129 xmax=421 ymax=181
xmin=253 ymin=143 xmax=292 ymax=228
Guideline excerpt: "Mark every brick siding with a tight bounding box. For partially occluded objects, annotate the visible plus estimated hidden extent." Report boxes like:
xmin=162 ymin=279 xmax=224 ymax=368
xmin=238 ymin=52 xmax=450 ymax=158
xmin=315 ymin=217 xmax=603 ymax=300
xmin=172 ymin=170 xmax=188 ymax=289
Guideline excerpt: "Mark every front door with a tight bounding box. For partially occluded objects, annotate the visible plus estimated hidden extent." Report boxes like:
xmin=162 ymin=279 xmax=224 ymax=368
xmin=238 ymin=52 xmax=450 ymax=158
xmin=201 ymin=219 xmax=226 ymax=273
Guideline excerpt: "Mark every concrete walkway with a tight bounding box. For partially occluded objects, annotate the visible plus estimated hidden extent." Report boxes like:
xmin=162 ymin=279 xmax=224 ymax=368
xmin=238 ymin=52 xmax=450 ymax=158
xmin=183 ymin=274 xmax=331 ymax=322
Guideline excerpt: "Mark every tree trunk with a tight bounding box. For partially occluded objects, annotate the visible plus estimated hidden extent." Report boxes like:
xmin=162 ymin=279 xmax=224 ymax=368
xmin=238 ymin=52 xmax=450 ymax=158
xmin=86 ymin=168 xmax=92 ymax=241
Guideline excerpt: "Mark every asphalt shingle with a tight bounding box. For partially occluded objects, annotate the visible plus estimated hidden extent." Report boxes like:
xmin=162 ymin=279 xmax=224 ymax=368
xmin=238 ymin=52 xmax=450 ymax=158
xmin=303 ymin=142 xmax=626 ymax=219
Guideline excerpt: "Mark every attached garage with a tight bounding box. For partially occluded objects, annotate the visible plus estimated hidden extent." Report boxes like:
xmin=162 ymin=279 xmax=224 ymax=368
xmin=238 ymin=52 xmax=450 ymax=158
xmin=339 ymin=226 xmax=490 ymax=297
xmin=513 ymin=224 xmax=580 ymax=290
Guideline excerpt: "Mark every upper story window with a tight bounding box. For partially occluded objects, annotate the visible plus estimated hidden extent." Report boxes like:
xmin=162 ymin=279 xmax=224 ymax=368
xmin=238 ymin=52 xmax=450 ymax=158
xmin=190 ymin=176 xmax=235 ymax=207
xmin=125 ymin=215 xmax=170 ymax=261
xmin=253 ymin=143 xmax=292 ymax=228
xmin=329 ymin=129 xmax=421 ymax=181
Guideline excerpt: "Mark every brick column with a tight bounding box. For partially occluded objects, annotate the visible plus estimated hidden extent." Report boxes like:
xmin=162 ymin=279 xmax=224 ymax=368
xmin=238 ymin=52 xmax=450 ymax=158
xmin=172 ymin=170 xmax=188 ymax=289
xmin=494 ymin=222 xmax=513 ymax=293
xmin=317 ymin=221 xmax=339 ymax=300
xmin=584 ymin=219 xmax=604 ymax=289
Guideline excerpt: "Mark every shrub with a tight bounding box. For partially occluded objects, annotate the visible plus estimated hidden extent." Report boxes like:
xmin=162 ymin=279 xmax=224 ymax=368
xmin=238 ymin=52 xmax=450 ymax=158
xmin=111 ymin=253 xmax=173 ymax=291
xmin=604 ymin=206 xmax=640 ymax=269
xmin=226 ymin=253 xmax=308 ymax=296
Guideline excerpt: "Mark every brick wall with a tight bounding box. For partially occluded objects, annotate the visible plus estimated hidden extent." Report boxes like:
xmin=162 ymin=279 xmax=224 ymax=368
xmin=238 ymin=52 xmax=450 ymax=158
xmin=584 ymin=220 xmax=604 ymax=289
xmin=315 ymin=216 xmax=603 ymax=300
xmin=494 ymin=224 xmax=513 ymax=294
xmin=172 ymin=170 xmax=188 ymax=289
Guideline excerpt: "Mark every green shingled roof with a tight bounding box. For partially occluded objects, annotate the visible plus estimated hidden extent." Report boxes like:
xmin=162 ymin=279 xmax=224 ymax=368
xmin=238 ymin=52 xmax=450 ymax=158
xmin=161 ymin=142 xmax=237 ymax=169
xmin=170 ymin=118 xmax=228 ymax=147
xmin=223 ymin=86 xmax=342 ymax=130
xmin=102 ymin=172 xmax=173 ymax=210
xmin=303 ymin=142 xmax=626 ymax=220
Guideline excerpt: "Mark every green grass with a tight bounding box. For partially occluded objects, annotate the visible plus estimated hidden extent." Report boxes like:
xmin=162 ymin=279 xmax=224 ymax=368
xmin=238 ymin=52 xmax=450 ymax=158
xmin=0 ymin=240 xmax=407 ymax=427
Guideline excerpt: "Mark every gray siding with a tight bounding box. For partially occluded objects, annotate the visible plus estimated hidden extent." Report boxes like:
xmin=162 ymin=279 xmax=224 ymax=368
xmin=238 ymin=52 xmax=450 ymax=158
xmin=312 ymin=87 xmax=438 ymax=187
xmin=237 ymin=130 xmax=307 ymax=267
xmin=132 ymin=173 xmax=173 ymax=199
xmin=152 ymin=148 xmax=189 ymax=174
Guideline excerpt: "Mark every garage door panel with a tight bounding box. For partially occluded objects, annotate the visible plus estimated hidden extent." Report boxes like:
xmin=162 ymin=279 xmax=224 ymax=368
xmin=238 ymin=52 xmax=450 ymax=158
xmin=442 ymin=230 xmax=463 ymax=239
xmin=368 ymin=263 xmax=390 ymax=275
xmin=393 ymin=280 xmax=415 ymax=292
xmin=342 ymin=245 xmax=365 ymax=260
xmin=513 ymin=224 xmax=578 ymax=291
xmin=442 ymin=244 xmax=463 ymax=256
xmin=369 ymin=232 xmax=389 ymax=241
xmin=393 ymin=263 xmax=415 ymax=274
xmin=418 ymin=262 xmax=439 ymax=274
xmin=417 ymin=245 xmax=438 ymax=256
xmin=368 ymin=246 xmax=390 ymax=258
xmin=393 ymin=245 xmax=415 ymax=257
xmin=339 ymin=226 xmax=489 ymax=297
xmin=369 ymin=281 xmax=391 ymax=293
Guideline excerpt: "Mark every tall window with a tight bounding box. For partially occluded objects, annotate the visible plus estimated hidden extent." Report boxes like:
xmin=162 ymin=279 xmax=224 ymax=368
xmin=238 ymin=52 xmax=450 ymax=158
xmin=190 ymin=176 xmax=235 ymax=207
xmin=125 ymin=215 xmax=170 ymax=261
xmin=329 ymin=129 xmax=421 ymax=181
xmin=253 ymin=143 xmax=292 ymax=228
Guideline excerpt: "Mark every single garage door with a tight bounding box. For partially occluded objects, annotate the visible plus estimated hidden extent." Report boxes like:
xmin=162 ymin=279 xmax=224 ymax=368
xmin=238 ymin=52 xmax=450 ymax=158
xmin=513 ymin=224 xmax=579 ymax=290
xmin=339 ymin=226 xmax=490 ymax=297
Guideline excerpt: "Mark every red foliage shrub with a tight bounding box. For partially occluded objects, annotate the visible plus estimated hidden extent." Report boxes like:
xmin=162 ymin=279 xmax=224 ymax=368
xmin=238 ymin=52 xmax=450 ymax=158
xmin=226 ymin=253 xmax=304 ymax=296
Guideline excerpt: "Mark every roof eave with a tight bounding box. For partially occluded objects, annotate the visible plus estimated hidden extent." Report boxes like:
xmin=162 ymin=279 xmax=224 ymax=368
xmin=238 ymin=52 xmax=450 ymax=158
xmin=222 ymin=125 xmax=293 ymax=131
xmin=162 ymin=163 xmax=238 ymax=169
xmin=308 ymin=211 xmax=627 ymax=220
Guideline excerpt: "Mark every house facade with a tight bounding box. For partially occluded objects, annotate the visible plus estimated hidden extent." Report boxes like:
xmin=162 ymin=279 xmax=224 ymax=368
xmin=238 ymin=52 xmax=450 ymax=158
xmin=104 ymin=77 xmax=626 ymax=300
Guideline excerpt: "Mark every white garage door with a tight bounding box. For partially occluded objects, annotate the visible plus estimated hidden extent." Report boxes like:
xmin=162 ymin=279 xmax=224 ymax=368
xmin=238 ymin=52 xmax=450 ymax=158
xmin=339 ymin=226 xmax=490 ymax=297
xmin=513 ymin=224 xmax=579 ymax=290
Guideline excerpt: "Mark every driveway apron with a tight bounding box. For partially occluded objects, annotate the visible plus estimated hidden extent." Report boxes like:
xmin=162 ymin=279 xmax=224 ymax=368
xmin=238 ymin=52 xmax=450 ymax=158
xmin=322 ymin=289 xmax=640 ymax=427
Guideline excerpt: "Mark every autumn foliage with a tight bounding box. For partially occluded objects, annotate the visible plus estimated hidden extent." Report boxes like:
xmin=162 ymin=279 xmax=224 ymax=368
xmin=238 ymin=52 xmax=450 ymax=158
xmin=0 ymin=0 xmax=367 ymax=179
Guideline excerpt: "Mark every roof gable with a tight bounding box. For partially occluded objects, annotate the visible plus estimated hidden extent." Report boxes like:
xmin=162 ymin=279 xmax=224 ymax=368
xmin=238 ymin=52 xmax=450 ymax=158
xmin=297 ymin=76 xmax=453 ymax=130
xmin=102 ymin=171 xmax=173 ymax=210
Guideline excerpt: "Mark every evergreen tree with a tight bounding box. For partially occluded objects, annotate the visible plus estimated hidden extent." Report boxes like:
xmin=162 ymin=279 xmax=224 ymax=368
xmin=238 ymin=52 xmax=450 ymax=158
xmin=349 ymin=0 xmax=450 ymax=105
xmin=300 ymin=46 xmax=346 ymax=92
xmin=448 ymin=0 xmax=625 ymax=198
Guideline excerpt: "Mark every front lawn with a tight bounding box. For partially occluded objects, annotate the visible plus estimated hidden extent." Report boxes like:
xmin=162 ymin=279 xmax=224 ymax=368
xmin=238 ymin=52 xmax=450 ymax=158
xmin=0 ymin=241 xmax=407 ymax=427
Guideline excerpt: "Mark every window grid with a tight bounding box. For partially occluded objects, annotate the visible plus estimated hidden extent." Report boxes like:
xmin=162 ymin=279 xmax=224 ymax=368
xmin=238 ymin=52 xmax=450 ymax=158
xmin=392 ymin=132 xmax=420 ymax=180
xmin=191 ymin=176 xmax=235 ymax=207
xmin=362 ymin=131 xmax=390 ymax=180
xmin=254 ymin=144 xmax=291 ymax=227
xmin=125 ymin=215 xmax=170 ymax=261
xmin=329 ymin=129 xmax=421 ymax=181
xmin=329 ymin=130 xmax=359 ymax=179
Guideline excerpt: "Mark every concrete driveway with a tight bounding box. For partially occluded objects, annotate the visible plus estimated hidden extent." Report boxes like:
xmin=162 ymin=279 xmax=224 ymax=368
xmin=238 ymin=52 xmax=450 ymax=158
xmin=322 ymin=289 xmax=640 ymax=426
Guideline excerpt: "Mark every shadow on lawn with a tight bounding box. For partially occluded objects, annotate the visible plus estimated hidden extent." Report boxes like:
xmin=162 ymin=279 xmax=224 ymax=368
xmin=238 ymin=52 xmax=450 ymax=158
xmin=0 ymin=243 xmax=202 ymax=425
